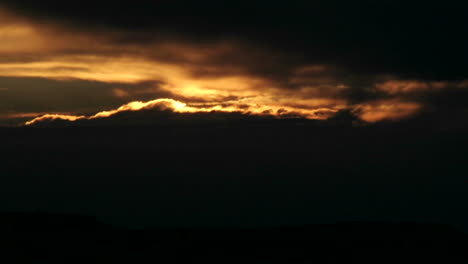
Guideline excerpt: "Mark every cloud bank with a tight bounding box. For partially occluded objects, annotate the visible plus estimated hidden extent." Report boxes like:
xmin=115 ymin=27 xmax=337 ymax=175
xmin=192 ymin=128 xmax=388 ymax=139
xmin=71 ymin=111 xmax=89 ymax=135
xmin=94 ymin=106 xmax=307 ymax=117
xmin=25 ymin=97 xmax=341 ymax=126
xmin=0 ymin=2 xmax=468 ymax=126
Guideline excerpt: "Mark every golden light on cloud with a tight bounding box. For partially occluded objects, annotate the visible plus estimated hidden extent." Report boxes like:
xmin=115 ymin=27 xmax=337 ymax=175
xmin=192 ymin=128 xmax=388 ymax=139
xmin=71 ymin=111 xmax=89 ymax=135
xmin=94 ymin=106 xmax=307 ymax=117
xmin=0 ymin=9 xmax=45 ymax=53
xmin=0 ymin=7 xmax=432 ymax=126
xmin=0 ymin=56 xmax=181 ymax=83
xmin=25 ymin=97 xmax=342 ymax=126
xmin=25 ymin=114 xmax=86 ymax=125
xmin=90 ymin=98 xmax=187 ymax=119
xmin=375 ymin=80 xmax=449 ymax=94
xmin=354 ymin=100 xmax=422 ymax=122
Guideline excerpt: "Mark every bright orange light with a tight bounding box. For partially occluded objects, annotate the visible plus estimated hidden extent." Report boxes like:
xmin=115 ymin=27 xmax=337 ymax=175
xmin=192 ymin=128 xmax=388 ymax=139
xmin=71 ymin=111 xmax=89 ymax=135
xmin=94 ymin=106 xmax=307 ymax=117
xmin=25 ymin=114 xmax=86 ymax=125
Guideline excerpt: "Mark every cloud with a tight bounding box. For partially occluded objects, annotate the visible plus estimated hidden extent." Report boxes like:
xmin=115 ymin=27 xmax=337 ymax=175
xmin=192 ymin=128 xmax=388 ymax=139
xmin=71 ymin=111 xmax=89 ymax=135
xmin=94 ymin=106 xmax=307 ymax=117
xmin=90 ymin=99 xmax=187 ymax=119
xmin=1 ymin=3 xmax=468 ymax=126
xmin=112 ymin=88 xmax=129 ymax=98
xmin=0 ymin=76 xmax=172 ymax=115
xmin=353 ymin=100 xmax=422 ymax=122
xmin=25 ymin=96 xmax=346 ymax=126
xmin=374 ymin=80 xmax=449 ymax=95
xmin=25 ymin=114 xmax=85 ymax=125
xmin=3 ymin=1 xmax=468 ymax=81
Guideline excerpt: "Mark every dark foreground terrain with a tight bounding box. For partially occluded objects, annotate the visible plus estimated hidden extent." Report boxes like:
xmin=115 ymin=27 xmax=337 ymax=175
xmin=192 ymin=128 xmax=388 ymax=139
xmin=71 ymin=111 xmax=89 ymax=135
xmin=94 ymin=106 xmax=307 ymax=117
xmin=0 ymin=213 xmax=467 ymax=262
xmin=0 ymin=117 xmax=467 ymax=261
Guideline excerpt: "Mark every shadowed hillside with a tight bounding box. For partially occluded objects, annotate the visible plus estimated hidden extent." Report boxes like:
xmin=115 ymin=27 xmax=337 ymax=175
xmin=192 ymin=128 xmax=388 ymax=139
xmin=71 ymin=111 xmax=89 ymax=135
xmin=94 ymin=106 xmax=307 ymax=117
xmin=1 ymin=212 xmax=467 ymax=262
xmin=0 ymin=117 xmax=467 ymax=231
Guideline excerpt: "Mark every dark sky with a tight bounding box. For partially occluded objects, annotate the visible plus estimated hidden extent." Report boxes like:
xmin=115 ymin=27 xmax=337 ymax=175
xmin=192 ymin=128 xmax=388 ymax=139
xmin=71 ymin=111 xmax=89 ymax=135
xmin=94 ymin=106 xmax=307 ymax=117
xmin=1 ymin=1 xmax=468 ymax=125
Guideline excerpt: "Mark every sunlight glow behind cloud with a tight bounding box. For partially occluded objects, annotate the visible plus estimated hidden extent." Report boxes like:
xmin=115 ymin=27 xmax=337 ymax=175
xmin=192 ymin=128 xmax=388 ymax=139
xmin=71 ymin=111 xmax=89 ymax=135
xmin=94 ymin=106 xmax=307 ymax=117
xmin=0 ymin=7 xmax=439 ymax=125
xmin=25 ymin=97 xmax=343 ymax=125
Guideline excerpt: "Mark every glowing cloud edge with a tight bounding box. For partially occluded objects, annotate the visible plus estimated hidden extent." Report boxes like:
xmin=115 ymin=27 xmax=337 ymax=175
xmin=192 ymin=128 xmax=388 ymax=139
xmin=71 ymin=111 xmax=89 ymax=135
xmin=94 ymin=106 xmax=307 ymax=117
xmin=25 ymin=98 xmax=341 ymax=126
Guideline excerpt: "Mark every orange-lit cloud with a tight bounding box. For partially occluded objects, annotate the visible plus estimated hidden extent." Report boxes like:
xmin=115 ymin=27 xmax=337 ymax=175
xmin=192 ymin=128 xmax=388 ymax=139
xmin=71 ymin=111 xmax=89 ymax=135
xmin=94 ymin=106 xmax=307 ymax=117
xmin=25 ymin=97 xmax=342 ymax=126
xmin=375 ymin=80 xmax=449 ymax=94
xmin=112 ymin=88 xmax=129 ymax=98
xmin=353 ymin=100 xmax=422 ymax=122
xmin=25 ymin=114 xmax=86 ymax=125
xmin=0 ymin=7 xmax=445 ymax=125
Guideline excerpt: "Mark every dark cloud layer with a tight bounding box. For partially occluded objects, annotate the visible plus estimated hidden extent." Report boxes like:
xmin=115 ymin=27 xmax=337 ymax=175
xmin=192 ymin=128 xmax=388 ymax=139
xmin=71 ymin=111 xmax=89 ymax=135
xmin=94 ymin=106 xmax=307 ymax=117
xmin=1 ymin=1 xmax=468 ymax=125
xmin=0 ymin=77 xmax=172 ymax=112
xmin=0 ymin=76 xmax=175 ymax=125
xmin=4 ymin=0 xmax=468 ymax=81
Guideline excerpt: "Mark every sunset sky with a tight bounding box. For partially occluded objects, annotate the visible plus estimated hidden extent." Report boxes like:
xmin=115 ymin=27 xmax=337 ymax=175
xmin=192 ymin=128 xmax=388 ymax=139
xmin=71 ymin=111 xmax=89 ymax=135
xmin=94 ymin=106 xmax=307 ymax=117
xmin=1 ymin=1 xmax=467 ymax=126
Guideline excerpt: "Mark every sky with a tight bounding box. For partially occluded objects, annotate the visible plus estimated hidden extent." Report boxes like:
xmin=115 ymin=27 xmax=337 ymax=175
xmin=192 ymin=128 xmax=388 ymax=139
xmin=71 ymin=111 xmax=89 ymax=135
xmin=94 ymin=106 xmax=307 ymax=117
xmin=0 ymin=1 xmax=468 ymax=126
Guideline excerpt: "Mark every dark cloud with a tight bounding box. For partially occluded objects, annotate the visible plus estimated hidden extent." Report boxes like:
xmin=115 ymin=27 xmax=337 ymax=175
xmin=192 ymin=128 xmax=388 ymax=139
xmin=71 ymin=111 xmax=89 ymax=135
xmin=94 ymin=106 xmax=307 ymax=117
xmin=0 ymin=77 xmax=175 ymax=125
xmin=3 ymin=1 xmax=468 ymax=82
xmin=1 ymin=1 xmax=468 ymax=125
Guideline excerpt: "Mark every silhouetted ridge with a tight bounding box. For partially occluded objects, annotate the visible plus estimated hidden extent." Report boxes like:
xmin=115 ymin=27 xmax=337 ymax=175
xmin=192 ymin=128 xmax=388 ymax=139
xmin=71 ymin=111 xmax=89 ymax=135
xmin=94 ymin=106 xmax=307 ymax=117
xmin=1 ymin=213 xmax=467 ymax=262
